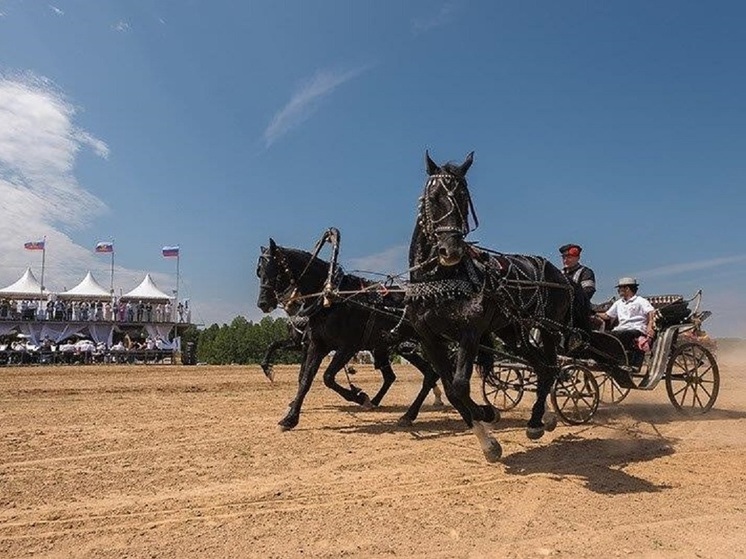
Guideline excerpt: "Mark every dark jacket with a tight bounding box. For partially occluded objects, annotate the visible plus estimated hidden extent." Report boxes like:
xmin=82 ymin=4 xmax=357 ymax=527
xmin=563 ymin=263 xmax=596 ymax=301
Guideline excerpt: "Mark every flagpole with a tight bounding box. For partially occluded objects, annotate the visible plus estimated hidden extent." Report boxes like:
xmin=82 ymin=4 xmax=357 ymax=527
xmin=175 ymin=249 xmax=180 ymax=323
xmin=39 ymin=236 xmax=47 ymax=319
xmin=109 ymin=240 xmax=115 ymax=297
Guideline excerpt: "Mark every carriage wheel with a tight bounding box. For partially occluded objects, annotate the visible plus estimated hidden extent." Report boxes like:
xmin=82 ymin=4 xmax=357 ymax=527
xmin=665 ymin=342 xmax=719 ymax=415
xmin=594 ymin=372 xmax=630 ymax=404
xmin=481 ymin=364 xmax=526 ymax=411
xmin=551 ymin=363 xmax=600 ymax=425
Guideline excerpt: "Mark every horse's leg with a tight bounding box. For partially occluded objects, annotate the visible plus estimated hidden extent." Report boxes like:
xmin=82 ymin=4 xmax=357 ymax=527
xmin=322 ymin=347 xmax=373 ymax=408
xmin=452 ymin=331 xmax=498 ymax=424
xmin=396 ymin=348 xmax=440 ymax=426
xmin=369 ymin=349 xmax=396 ymax=407
xmin=418 ymin=334 xmax=500 ymax=461
xmin=450 ymin=331 xmax=502 ymax=462
xmin=260 ymin=338 xmax=296 ymax=380
xmin=431 ymin=382 xmax=444 ymax=406
xmin=526 ymin=331 xmax=560 ymax=439
xmin=278 ymin=340 xmax=325 ymax=431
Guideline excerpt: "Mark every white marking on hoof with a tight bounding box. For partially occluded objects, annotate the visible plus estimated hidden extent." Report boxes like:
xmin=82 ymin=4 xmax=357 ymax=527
xmin=473 ymin=422 xmax=502 ymax=462
xmin=483 ymin=441 xmax=503 ymax=463
xmin=543 ymin=413 xmax=558 ymax=432
xmin=360 ymin=394 xmax=374 ymax=410
xmin=526 ymin=427 xmax=545 ymax=440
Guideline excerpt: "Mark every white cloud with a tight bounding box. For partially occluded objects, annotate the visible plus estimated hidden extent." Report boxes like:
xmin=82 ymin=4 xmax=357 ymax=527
xmin=634 ymin=255 xmax=746 ymax=279
xmin=49 ymin=5 xmax=64 ymax=16
xmin=263 ymin=65 xmax=369 ymax=148
xmin=348 ymin=245 xmax=409 ymax=281
xmin=112 ymin=20 xmax=130 ymax=32
xmin=0 ymin=75 xmax=124 ymax=293
xmin=411 ymin=2 xmax=458 ymax=35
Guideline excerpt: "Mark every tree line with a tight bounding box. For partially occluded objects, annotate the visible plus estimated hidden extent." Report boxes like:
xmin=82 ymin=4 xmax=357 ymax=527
xmin=180 ymin=316 xmax=301 ymax=365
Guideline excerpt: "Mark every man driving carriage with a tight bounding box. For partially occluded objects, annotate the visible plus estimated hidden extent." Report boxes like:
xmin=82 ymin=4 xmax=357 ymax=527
xmin=559 ymin=243 xmax=596 ymax=301
xmin=596 ymin=277 xmax=656 ymax=366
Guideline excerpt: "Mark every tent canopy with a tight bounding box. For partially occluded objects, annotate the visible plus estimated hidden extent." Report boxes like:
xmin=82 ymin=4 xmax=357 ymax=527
xmin=120 ymin=274 xmax=173 ymax=302
xmin=58 ymin=271 xmax=111 ymax=300
xmin=0 ymin=268 xmax=48 ymax=299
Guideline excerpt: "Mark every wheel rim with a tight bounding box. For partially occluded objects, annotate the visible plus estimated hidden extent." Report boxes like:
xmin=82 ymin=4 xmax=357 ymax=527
xmin=666 ymin=343 xmax=719 ymax=415
xmin=552 ymin=365 xmax=600 ymax=425
xmin=594 ymin=373 xmax=630 ymax=404
xmin=482 ymin=366 xmax=525 ymax=411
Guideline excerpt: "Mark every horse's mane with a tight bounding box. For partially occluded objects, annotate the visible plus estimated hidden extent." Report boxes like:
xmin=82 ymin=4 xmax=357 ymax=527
xmin=278 ymin=245 xmax=380 ymax=289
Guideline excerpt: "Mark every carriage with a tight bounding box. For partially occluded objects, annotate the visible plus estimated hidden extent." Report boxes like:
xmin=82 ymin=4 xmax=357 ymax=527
xmin=480 ymin=290 xmax=720 ymax=425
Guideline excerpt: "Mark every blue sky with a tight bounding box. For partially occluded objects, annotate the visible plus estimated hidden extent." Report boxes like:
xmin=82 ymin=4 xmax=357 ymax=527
xmin=0 ymin=1 xmax=744 ymax=336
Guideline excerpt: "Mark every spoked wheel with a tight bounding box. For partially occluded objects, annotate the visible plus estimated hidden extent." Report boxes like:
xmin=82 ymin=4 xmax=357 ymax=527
xmin=665 ymin=342 xmax=719 ymax=415
xmin=481 ymin=364 xmax=527 ymax=411
xmin=551 ymin=363 xmax=600 ymax=425
xmin=594 ymin=372 xmax=630 ymax=404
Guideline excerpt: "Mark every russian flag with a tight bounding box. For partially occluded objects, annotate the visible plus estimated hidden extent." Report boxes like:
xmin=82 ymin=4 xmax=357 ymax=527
xmin=162 ymin=245 xmax=180 ymax=258
xmin=95 ymin=241 xmax=114 ymax=253
xmin=24 ymin=240 xmax=45 ymax=251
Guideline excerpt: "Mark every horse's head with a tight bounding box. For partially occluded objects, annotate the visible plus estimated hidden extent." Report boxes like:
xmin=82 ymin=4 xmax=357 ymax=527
xmin=256 ymin=239 xmax=298 ymax=314
xmin=418 ymin=151 xmax=477 ymax=266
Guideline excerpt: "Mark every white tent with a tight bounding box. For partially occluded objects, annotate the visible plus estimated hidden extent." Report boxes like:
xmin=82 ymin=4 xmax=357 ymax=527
xmin=120 ymin=274 xmax=173 ymax=302
xmin=0 ymin=268 xmax=48 ymax=299
xmin=58 ymin=271 xmax=111 ymax=300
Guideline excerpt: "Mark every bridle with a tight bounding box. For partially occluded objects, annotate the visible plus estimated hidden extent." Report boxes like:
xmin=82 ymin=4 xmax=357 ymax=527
xmin=419 ymin=173 xmax=479 ymax=244
xmin=258 ymin=231 xmax=342 ymax=312
xmin=258 ymin=249 xmax=302 ymax=311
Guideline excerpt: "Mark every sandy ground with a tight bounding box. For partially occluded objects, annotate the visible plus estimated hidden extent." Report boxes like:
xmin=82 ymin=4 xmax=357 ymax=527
xmin=1 ymin=350 xmax=745 ymax=559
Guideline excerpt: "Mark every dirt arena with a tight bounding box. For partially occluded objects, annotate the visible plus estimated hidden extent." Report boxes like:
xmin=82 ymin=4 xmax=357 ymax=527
xmin=1 ymin=349 xmax=745 ymax=558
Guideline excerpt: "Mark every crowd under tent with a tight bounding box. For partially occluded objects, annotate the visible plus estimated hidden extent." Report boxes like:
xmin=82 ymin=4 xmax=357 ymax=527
xmin=0 ymin=268 xmax=48 ymax=300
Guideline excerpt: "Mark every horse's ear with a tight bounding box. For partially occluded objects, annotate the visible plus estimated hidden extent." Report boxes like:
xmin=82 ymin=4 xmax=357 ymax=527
xmin=260 ymin=245 xmax=267 ymax=253
xmin=269 ymin=238 xmax=277 ymax=253
xmin=460 ymin=151 xmax=474 ymax=175
xmin=425 ymin=150 xmax=440 ymax=175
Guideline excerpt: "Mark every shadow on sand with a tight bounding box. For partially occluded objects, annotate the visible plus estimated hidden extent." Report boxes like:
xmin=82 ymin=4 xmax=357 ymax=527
xmin=502 ymin=433 xmax=676 ymax=495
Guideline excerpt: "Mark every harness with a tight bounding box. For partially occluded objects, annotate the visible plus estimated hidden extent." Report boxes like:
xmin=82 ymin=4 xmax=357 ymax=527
xmin=407 ymin=169 xmax=586 ymax=352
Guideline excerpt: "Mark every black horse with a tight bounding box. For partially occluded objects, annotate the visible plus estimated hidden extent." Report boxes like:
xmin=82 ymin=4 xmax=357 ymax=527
xmin=256 ymin=238 xmax=444 ymax=430
xmin=405 ymin=151 xmax=591 ymax=462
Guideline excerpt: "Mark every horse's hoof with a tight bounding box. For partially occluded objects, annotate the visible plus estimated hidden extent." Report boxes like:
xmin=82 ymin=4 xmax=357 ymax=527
xmin=397 ymin=416 xmax=414 ymax=427
xmin=543 ymin=413 xmax=558 ymax=432
xmin=483 ymin=441 xmax=503 ymax=462
xmin=526 ymin=427 xmax=545 ymax=440
xmin=359 ymin=393 xmax=374 ymax=410
xmin=431 ymin=398 xmax=445 ymax=408
xmin=278 ymin=418 xmax=298 ymax=431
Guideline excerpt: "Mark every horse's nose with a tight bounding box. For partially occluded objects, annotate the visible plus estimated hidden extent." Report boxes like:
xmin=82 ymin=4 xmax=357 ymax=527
xmin=257 ymin=296 xmax=275 ymax=313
